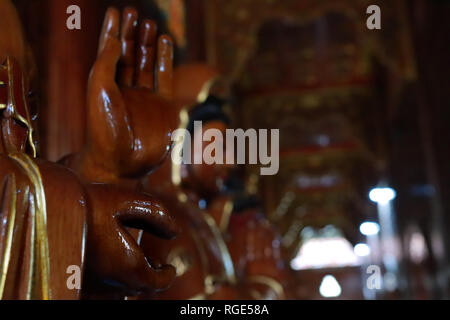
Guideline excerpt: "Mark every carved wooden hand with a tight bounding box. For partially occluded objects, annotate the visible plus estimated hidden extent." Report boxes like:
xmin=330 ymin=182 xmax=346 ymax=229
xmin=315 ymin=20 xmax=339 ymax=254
xmin=67 ymin=7 xmax=176 ymax=183
xmin=81 ymin=183 xmax=178 ymax=296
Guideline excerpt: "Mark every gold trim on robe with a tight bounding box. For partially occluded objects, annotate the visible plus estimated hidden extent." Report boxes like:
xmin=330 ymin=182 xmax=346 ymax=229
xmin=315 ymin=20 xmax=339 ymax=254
xmin=0 ymin=153 xmax=51 ymax=300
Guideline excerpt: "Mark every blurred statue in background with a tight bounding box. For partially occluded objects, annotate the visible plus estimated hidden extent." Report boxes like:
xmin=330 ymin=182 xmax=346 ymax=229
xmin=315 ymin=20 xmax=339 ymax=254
xmin=227 ymin=195 xmax=287 ymax=299
xmin=140 ymin=63 xmax=287 ymax=299
xmin=139 ymin=64 xmax=239 ymax=299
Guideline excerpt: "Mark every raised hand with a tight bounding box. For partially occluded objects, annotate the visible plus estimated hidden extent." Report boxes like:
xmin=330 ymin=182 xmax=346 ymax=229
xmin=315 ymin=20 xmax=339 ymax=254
xmin=68 ymin=7 xmax=176 ymax=183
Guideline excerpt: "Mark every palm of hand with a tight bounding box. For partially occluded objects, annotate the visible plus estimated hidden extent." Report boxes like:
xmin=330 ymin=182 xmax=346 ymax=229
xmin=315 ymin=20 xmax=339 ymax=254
xmin=83 ymin=7 xmax=176 ymax=181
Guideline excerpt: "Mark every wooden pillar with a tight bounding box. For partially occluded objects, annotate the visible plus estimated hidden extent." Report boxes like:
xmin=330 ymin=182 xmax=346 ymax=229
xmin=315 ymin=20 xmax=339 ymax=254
xmin=45 ymin=0 xmax=101 ymax=161
xmin=185 ymin=0 xmax=207 ymax=63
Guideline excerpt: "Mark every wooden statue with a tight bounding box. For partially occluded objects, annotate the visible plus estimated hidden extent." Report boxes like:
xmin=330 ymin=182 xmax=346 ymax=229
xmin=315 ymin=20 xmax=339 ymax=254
xmin=0 ymin=1 xmax=177 ymax=299
xmin=227 ymin=196 xmax=287 ymax=299
xmin=140 ymin=63 xmax=287 ymax=299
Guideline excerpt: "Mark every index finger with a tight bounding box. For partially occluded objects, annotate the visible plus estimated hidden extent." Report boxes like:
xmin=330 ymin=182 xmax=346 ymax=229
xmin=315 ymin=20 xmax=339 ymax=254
xmin=156 ymin=35 xmax=174 ymax=100
xmin=98 ymin=7 xmax=120 ymax=58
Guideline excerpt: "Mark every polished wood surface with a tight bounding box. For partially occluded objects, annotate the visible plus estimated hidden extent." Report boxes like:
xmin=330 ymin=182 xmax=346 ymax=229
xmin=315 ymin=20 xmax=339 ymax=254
xmin=64 ymin=7 xmax=177 ymax=186
xmin=1 ymin=2 xmax=178 ymax=299
xmin=45 ymin=0 xmax=100 ymax=162
xmin=0 ymin=56 xmax=178 ymax=299
xmin=0 ymin=0 xmax=27 ymax=68
xmin=1 ymin=53 xmax=87 ymax=299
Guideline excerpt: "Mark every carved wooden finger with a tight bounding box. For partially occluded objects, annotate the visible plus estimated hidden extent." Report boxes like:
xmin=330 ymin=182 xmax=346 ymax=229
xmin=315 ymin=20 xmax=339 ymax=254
xmin=119 ymin=7 xmax=138 ymax=87
xmin=156 ymin=35 xmax=174 ymax=101
xmin=136 ymin=20 xmax=157 ymax=90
